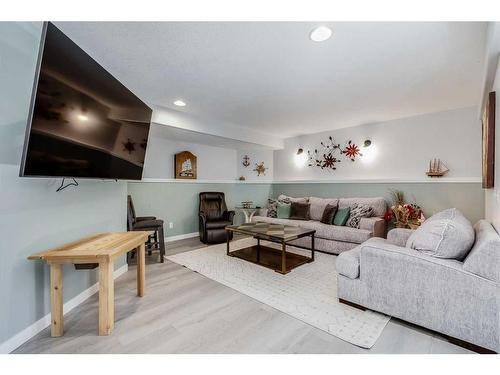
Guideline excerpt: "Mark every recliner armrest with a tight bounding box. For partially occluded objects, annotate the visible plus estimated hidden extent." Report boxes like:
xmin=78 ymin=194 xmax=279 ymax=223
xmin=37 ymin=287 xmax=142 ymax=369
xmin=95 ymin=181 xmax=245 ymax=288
xmin=223 ymin=210 xmax=235 ymax=223
xmin=387 ymin=228 xmax=415 ymax=247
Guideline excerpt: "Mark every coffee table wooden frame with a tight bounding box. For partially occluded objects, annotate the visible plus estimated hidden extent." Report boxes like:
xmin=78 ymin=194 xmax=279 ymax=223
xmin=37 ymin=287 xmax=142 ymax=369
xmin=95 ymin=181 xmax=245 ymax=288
xmin=225 ymin=223 xmax=315 ymax=274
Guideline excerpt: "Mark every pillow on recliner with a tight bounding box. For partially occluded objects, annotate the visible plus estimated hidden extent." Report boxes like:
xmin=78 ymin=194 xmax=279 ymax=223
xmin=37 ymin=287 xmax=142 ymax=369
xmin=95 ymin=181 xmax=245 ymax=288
xmin=405 ymin=208 xmax=474 ymax=260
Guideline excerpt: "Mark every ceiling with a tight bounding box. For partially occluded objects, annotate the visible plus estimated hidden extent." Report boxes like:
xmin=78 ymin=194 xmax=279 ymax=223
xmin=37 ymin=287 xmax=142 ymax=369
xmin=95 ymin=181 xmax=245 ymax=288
xmin=56 ymin=22 xmax=487 ymax=139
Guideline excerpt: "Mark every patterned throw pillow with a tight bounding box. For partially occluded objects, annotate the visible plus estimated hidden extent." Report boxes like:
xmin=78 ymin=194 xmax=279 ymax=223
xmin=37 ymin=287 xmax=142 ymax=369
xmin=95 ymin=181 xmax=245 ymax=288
xmin=346 ymin=203 xmax=374 ymax=228
xmin=267 ymin=196 xmax=292 ymax=218
xmin=267 ymin=198 xmax=278 ymax=218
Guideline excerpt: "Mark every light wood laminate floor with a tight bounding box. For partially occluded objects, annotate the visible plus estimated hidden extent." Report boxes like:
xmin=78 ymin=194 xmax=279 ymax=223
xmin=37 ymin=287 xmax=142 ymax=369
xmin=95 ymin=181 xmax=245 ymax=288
xmin=14 ymin=236 xmax=472 ymax=354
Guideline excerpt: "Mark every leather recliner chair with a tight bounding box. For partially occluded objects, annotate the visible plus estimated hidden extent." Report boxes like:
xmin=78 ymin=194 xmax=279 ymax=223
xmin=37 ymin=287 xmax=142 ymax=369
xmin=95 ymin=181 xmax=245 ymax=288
xmin=199 ymin=192 xmax=235 ymax=244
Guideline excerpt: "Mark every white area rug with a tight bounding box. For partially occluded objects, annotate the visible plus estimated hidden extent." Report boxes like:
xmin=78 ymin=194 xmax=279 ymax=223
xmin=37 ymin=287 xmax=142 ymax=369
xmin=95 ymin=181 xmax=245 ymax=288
xmin=166 ymin=238 xmax=390 ymax=348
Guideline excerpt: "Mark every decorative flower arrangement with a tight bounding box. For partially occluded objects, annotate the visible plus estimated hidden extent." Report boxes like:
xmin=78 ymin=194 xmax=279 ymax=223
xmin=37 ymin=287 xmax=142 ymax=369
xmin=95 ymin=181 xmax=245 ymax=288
xmin=384 ymin=190 xmax=425 ymax=229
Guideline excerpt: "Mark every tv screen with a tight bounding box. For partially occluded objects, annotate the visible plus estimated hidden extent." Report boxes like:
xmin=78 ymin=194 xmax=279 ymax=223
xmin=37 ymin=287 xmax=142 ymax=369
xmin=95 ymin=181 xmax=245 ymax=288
xmin=20 ymin=22 xmax=152 ymax=180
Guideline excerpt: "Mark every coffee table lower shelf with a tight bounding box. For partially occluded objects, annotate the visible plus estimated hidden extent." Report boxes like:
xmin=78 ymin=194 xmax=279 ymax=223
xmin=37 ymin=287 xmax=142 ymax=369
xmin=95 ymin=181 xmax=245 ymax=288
xmin=228 ymin=244 xmax=312 ymax=274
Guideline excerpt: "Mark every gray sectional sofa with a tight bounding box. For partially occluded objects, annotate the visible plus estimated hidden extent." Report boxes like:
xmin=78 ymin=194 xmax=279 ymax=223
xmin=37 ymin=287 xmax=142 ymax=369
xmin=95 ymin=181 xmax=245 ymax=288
xmin=337 ymin=208 xmax=500 ymax=353
xmin=252 ymin=195 xmax=387 ymax=255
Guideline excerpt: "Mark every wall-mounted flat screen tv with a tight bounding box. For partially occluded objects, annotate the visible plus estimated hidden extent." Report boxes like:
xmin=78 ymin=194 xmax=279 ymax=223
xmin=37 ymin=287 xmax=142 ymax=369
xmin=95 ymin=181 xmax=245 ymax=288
xmin=20 ymin=22 xmax=152 ymax=180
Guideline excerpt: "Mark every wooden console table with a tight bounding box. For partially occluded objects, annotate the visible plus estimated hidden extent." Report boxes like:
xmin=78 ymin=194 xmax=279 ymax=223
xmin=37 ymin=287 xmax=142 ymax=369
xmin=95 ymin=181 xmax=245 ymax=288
xmin=28 ymin=231 xmax=151 ymax=337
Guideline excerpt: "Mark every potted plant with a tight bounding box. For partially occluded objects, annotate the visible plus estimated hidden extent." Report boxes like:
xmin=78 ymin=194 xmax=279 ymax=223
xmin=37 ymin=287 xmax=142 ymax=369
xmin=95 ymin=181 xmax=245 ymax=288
xmin=384 ymin=190 xmax=425 ymax=229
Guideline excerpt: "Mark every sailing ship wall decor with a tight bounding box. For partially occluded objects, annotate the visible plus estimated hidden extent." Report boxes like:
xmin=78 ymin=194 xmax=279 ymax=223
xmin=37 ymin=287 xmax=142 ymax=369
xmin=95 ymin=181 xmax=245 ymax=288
xmin=175 ymin=151 xmax=197 ymax=179
xmin=426 ymin=158 xmax=449 ymax=178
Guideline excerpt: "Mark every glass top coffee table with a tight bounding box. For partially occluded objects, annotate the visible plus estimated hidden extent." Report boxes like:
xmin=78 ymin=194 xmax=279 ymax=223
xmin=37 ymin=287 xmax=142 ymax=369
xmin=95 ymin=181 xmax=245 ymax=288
xmin=225 ymin=222 xmax=315 ymax=274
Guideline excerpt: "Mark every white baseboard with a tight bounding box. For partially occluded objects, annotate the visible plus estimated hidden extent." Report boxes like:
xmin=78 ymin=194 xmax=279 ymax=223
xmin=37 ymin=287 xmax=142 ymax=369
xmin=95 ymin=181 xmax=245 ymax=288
xmin=0 ymin=264 xmax=128 ymax=354
xmin=165 ymin=232 xmax=199 ymax=243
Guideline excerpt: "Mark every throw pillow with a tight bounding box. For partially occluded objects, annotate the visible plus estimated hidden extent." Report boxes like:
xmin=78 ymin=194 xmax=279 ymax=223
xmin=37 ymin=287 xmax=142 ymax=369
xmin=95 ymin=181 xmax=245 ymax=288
xmin=277 ymin=202 xmax=291 ymax=219
xmin=267 ymin=198 xmax=278 ymax=218
xmin=346 ymin=203 xmax=374 ymax=228
xmin=406 ymin=208 xmax=474 ymax=260
xmin=333 ymin=207 xmax=350 ymax=226
xmin=320 ymin=203 xmax=338 ymax=224
xmin=309 ymin=197 xmax=339 ymax=221
xmin=289 ymin=202 xmax=310 ymax=220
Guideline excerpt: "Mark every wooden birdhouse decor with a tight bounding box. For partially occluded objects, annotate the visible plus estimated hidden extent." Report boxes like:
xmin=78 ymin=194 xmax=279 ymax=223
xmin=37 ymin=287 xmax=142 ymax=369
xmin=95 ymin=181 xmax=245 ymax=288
xmin=175 ymin=151 xmax=197 ymax=179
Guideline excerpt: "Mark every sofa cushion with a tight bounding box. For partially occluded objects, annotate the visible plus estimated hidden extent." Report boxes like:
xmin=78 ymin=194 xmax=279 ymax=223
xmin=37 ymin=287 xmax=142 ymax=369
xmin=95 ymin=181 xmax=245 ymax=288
xmin=309 ymin=197 xmax=339 ymax=221
xmin=463 ymin=220 xmax=500 ymax=282
xmin=406 ymin=208 xmax=474 ymax=260
xmin=289 ymin=202 xmax=310 ymax=220
xmin=338 ymin=197 xmax=387 ymax=217
xmin=346 ymin=203 xmax=374 ymax=228
xmin=252 ymin=216 xmax=372 ymax=244
xmin=333 ymin=207 xmax=350 ymax=226
xmin=321 ymin=203 xmax=338 ymax=224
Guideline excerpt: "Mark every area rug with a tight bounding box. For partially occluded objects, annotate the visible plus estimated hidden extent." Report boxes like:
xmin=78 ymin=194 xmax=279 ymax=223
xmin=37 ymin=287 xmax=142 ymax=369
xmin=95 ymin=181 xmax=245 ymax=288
xmin=166 ymin=237 xmax=390 ymax=348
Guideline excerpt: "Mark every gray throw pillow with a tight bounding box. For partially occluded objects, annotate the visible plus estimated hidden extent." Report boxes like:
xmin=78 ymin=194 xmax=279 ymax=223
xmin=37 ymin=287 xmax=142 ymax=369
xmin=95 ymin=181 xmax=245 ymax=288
xmin=320 ymin=203 xmax=338 ymax=224
xmin=346 ymin=203 xmax=373 ymax=228
xmin=289 ymin=202 xmax=310 ymax=220
xmin=406 ymin=208 xmax=474 ymax=260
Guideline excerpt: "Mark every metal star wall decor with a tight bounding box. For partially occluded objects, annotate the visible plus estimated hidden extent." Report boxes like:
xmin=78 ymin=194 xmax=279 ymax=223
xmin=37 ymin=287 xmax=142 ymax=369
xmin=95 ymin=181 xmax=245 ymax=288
xmin=122 ymin=138 xmax=136 ymax=154
xmin=253 ymin=162 xmax=267 ymax=176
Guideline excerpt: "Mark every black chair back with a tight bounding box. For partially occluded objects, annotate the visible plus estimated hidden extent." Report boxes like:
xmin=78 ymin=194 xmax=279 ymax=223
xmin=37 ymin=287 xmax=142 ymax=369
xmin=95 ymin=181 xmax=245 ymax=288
xmin=199 ymin=192 xmax=228 ymax=220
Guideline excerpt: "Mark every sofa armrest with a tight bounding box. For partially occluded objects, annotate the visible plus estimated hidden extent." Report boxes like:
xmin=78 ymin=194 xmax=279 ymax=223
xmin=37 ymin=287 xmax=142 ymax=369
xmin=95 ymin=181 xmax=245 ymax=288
xmin=387 ymin=228 xmax=414 ymax=247
xmin=359 ymin=217 xmax=386 ymax=238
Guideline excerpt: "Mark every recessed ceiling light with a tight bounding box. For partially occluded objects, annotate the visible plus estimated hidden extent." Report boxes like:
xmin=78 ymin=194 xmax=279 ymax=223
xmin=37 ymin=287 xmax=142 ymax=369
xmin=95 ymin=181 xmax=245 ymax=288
xmin=77 ymin=114 xmax=88 ymax=121
xmin=173 ymin=100 xmax=186 ymax=107
xmin=310 ymin=26 xmax=332 ymax=42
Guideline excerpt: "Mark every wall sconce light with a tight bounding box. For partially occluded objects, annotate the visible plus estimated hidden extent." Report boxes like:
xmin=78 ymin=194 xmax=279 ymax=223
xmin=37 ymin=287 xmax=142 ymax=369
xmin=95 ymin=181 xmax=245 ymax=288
xmin=361 ymin=140 xmax=377 ymax=163
xmin=294 ymin=148 xmax=308 ymax=167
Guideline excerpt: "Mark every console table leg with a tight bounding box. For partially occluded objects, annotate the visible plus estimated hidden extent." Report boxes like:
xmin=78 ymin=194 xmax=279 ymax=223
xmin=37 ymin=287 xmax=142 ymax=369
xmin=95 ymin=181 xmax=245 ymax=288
xmin=50 ymin=263 xmax=63 ymax=337
xmin=226 ymin=230 xmax=230 ymax=255
xmin=98 ymin=260 xmax=114 ymax=336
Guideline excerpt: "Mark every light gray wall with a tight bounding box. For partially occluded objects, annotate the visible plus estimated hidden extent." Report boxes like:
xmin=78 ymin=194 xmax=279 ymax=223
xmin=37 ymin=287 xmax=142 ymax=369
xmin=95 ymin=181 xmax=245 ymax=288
xmin=274 ymin=107 xmax=481 ymax=181
xmin=273 ymin=182 xmax=484 ymax=224
xmin=0 ymin=22 xmax=127 ymax=347
xmin=128 ymin=182 xmax=273 ymax=236
xmin=143 ymin=124 xmax=238 ymax=180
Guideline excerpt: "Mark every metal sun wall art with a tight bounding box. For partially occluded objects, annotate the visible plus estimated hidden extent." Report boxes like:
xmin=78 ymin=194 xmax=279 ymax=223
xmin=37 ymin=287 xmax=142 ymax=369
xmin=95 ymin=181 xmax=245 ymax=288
xmin=307 ymin=137 xmax=363 ymax=171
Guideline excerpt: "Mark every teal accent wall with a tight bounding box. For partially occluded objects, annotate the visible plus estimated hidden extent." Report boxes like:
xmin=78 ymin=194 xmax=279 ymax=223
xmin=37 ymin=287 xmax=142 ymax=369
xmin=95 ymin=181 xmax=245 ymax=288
xmin=273 ymin=182 xmax=484 ymax=224
xmin=128 ymin=181 xmax=484 ymax=239
xmin=0 ymin=22 xmax=128 ymax=349
xmin=127 ymin=182 xmax=273 ymax=237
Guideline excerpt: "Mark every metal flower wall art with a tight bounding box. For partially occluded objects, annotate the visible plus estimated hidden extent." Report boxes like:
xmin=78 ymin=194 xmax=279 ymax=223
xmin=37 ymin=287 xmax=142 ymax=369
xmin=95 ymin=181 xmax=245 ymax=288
xmin=306 ymin=137 xmax=363 ymax=171
xmin=307 ymin=136 xmax=342 ymax=170
xmin=341 ymin=140 xmax=363 ymax=161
